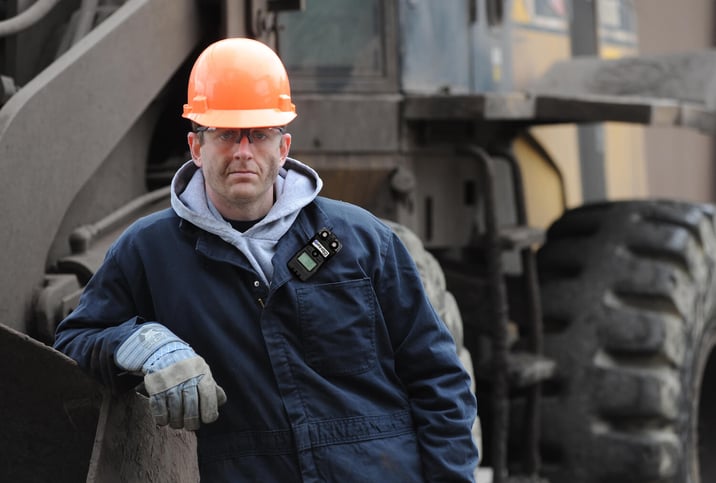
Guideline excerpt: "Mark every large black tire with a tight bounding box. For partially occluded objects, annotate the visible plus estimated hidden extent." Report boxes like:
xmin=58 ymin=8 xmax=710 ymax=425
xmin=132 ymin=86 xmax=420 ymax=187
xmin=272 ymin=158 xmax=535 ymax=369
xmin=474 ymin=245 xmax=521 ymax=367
xmin=537 ymin=201 xmax=716 ymax=483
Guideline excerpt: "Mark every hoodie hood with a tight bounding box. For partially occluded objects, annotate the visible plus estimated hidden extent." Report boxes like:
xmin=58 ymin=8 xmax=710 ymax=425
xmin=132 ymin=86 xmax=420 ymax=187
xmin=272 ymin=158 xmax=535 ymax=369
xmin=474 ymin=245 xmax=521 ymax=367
xmin=170 ymin=157 xmax=323 ymax=284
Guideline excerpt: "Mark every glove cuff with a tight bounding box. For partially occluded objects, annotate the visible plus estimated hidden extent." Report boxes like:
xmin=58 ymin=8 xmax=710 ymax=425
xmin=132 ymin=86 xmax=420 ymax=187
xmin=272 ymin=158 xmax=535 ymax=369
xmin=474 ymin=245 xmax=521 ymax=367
xmin=115 ymin=323 xmax=187 ymax=372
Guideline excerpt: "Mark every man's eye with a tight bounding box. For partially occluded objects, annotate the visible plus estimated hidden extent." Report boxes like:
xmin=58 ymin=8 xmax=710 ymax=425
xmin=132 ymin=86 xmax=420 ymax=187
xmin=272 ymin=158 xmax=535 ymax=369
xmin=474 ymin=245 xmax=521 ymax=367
xmin=218 ymin=130 xmax=238 ymax=142
xmin=251 ymin=130 xmax=269 ymax=141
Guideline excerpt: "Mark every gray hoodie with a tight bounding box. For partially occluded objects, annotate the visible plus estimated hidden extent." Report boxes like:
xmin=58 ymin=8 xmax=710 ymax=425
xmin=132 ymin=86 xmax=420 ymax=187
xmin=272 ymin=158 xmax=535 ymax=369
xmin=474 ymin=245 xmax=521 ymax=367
xmin=170 ymin=157 xmax=323 ymax=285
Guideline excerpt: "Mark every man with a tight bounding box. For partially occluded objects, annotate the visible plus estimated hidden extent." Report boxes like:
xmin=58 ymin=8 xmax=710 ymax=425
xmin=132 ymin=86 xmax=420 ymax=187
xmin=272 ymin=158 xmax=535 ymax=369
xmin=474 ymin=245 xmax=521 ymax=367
xmin=54 ymin=38 xmax=478 ymax=481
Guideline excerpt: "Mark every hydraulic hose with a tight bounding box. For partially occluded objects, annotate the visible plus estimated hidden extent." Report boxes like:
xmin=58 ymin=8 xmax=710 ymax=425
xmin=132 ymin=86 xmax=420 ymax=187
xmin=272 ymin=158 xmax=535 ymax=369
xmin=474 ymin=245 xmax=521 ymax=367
xmin=70 ymin=0 xmax=100 ymax=45
xmin=0 ymin=0 xmax=62 ymax=37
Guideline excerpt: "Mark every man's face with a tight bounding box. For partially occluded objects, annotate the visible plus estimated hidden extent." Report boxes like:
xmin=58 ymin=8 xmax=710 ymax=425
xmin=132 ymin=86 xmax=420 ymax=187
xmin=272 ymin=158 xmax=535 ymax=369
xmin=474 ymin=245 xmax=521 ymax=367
xmin=188 ymin=127 xmax=291 ymax=220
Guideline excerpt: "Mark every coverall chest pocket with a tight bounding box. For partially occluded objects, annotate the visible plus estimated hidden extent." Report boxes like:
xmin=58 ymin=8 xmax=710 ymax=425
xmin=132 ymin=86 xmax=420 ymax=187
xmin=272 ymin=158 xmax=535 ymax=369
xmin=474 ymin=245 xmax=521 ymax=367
xmin=296 ymin=278 xmax=376 ymax=376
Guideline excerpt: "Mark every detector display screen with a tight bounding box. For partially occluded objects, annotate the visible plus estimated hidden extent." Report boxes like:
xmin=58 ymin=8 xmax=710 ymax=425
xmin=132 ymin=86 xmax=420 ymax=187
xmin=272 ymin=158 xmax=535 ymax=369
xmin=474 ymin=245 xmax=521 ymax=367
xmin=297 ymin=251 xmax=318 ymax=271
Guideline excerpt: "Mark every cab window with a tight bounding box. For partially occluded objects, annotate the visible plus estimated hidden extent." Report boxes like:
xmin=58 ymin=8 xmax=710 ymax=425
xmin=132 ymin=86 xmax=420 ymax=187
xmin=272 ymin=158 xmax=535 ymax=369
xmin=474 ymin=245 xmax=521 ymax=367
xmin=277 ymin=0 xmax=396 ymax=92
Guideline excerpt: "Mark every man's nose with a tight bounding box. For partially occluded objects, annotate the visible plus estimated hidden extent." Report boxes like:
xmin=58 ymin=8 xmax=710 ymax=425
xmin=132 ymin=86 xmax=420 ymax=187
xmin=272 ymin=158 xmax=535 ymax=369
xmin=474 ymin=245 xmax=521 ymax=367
xmin=235 ymin=129 xmax=253 ymax=144
xmin=233 ymin=135 xmax=253 ymax=157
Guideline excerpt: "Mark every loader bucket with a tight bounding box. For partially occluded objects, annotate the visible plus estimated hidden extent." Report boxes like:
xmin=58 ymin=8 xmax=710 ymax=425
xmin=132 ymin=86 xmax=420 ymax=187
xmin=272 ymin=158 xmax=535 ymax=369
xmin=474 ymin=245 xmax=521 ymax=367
xmin=0 ymin=323 xmax=198 ymax=482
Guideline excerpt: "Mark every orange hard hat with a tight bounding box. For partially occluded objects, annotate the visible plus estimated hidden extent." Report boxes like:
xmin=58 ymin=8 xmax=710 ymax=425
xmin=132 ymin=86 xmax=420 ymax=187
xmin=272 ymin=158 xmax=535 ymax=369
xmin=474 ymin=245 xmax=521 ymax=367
xmin=182 ymin=38 xmax=297 ymax=128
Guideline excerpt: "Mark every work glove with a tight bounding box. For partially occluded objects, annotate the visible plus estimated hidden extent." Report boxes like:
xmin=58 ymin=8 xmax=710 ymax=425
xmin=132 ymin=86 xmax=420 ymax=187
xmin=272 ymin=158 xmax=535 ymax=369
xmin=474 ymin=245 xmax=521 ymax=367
xmin=115 ymin=323 xmax=227 ymax=430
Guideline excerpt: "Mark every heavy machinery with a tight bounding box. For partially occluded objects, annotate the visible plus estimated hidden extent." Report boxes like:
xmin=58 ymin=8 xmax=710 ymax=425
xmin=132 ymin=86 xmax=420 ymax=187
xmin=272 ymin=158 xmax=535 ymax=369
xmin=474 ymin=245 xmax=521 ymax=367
xmin=2 ymin=0 xmax=716 ymax=482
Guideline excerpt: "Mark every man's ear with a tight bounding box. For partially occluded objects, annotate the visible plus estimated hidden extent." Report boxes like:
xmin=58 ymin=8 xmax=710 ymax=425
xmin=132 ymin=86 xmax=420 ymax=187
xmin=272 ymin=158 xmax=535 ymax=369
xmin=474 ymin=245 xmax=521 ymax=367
xmin=188 ymin=132 xmax=202 ymax=167
xmin=279 ymin=133 xmax=292 ymax=166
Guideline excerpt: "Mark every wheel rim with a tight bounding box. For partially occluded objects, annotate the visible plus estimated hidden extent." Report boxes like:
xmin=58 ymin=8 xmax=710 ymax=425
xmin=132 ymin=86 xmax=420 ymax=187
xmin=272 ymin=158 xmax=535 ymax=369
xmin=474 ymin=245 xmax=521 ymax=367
xmin=697 ymin=333 xmax=716 ymax=482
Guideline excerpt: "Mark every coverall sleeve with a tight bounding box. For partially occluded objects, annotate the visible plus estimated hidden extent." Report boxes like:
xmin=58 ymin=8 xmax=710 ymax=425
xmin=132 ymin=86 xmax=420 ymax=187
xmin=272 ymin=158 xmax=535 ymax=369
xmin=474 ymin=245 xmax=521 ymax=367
xmin=53 ymin=244 xmax=147 ymax=393
xmin=374 ymin=230 xmax=479 ymax=482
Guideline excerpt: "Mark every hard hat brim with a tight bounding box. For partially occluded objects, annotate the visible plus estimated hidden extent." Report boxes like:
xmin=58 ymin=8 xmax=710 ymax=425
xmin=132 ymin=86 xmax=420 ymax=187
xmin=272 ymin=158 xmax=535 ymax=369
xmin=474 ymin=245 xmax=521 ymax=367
xmin=183 ymin=108 xmax=297 ymax=129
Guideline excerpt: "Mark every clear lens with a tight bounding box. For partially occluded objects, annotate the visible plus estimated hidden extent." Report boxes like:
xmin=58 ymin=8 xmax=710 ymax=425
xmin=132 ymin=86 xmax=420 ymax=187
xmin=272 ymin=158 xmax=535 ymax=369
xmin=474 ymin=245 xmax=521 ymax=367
xmin=200 ymin=127 xmax=284 ymax=145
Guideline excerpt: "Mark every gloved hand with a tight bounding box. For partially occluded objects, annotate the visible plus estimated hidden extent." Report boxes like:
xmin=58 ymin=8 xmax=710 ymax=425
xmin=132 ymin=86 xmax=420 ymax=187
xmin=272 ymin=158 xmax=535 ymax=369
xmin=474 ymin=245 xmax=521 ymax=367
xmin=115 ymin=323 xmax=227 ymax=430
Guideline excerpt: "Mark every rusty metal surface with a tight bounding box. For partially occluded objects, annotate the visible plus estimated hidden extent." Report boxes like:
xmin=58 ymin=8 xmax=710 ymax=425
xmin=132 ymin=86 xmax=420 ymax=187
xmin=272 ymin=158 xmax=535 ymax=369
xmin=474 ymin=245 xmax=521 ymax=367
xmin=0 ymin=0 xmax=201 ymax=333
xmin=0 ymin=322 xmax=101 ymax=482
xmin=0 ymin=323 xmax=199 ymax=482
xmin=88 ymin=392 xmax=198 ymax=483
